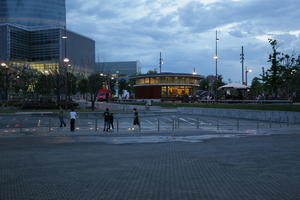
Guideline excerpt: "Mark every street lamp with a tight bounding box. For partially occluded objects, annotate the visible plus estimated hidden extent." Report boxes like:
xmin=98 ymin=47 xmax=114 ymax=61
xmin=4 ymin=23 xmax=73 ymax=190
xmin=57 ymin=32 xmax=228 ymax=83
xmin=213 ymin=30 xmax=219 ymax=100
xmin=192 ymin=68 xmax=197 ymax=75
xmin=214 ymin=30 xmax=219 ymax=77
xmin=63 ymin=58 xmax=70 ymax=108
xmin=1 ymin=62 xmax=9 ymax=104
xmin=115 ymin=70 xmax=119 ymax=98
xmin=245 ymin=68 xmax=252 ymax=86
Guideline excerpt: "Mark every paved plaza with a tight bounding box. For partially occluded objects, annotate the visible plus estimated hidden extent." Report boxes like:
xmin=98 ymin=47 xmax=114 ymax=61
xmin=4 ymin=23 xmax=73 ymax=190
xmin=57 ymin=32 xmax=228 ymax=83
xmin=0 ymin=132 xmax=300 ymax=200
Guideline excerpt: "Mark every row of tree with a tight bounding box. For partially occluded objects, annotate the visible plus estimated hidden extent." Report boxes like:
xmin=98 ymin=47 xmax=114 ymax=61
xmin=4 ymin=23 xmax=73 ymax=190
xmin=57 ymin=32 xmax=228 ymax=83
xmin=0 ymin=66 xmax=135 ymax=109
xmin=250 ymin=39 xmax=300 ymax=101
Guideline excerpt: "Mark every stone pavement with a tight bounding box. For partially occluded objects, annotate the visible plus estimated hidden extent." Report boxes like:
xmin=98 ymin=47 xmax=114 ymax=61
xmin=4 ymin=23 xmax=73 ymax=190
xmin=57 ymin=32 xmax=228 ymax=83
xmin=0 ymin=133 xmax=300 ymax=200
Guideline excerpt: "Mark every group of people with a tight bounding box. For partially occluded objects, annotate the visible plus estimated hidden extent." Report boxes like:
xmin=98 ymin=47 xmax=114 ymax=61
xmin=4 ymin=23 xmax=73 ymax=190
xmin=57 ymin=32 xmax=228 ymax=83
xmin=58 ymin=107 xmax=140 ymax=132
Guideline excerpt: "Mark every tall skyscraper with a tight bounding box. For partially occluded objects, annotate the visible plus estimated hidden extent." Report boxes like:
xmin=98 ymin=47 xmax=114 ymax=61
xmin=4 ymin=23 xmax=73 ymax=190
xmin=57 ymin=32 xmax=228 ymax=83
xmin=0 ymin=0 xmax=95 ymax=75
xmin=0 ymin=0 xmax=66 ymax=29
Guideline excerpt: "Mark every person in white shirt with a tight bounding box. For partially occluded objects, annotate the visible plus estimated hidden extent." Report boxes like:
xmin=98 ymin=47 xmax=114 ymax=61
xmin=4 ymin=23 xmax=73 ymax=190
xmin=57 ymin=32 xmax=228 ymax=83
xmin=69 ymin=108 xmax=78 ymax=131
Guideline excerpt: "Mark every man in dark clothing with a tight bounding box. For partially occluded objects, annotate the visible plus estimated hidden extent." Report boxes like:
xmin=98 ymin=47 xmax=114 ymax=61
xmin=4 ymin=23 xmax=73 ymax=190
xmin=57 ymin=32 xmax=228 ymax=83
xmin=103 ymin=108 xmax=110 ymax=131
xmin=133 ymin=108 xmax=140 ymax=130
xmin=109 ymin=113 xmax=114 ymax=131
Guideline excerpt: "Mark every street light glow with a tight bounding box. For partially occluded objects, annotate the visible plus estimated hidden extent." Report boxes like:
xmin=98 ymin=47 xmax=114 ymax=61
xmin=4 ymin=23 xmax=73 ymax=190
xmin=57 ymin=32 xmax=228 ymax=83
xmin=213 ymin=56 xmax=218 ymax=59
xmin=1 ymin=62 xmax=7 ymax=67
xmin=62 ymin=36 xmax=68 ymax=39
xmin=63 ymin=58 xmax=70 ymax=63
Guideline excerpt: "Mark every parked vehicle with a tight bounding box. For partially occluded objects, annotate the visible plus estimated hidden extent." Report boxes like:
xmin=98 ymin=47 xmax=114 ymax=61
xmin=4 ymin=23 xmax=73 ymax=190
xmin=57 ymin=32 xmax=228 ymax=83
xmin=97 ymin=88 xmax=112 ymax=101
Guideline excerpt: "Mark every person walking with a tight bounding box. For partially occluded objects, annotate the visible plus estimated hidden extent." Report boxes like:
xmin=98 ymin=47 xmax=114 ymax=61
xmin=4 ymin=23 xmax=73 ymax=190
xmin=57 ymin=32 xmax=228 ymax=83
xmin=103 ymin=108 xmax=110 ymax=132
xmin=133 ymin=108 xmax=140 ymax=130
xmin=69 ymin=108 xmax=78 ymax=132
xmin=109 ymin=113 xmax=114 ymax=131
xmin=58 ymin=106 xmax=66 ymax=127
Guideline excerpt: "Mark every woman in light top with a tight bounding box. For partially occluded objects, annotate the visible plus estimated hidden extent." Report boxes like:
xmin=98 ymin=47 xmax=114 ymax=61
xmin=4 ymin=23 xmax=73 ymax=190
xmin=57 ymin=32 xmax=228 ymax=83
xmin=69 ymin=108 xmax=78 ymax=131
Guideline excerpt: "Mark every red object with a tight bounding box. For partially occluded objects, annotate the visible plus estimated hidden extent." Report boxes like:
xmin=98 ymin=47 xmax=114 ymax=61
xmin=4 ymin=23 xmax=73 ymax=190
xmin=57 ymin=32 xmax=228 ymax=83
xmin=97 ymin=87 xmax=112 ymax=101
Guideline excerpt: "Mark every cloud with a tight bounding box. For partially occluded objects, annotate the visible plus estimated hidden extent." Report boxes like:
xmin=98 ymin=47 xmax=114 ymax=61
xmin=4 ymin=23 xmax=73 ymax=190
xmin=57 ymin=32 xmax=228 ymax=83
xmin=66 ymin=0 xmax=300 ymax=82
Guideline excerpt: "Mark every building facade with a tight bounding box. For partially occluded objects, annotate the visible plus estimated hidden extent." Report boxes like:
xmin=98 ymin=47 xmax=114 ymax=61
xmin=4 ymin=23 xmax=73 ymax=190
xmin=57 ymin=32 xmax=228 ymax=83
xmin=96 ymin=61 xmax=141 ymax=77
xmin=0 ymin=0 xmax=66 ymax=29
xmin=0 ymin=0 xmax=95 ymax=75
xmin=132 ymin=73 xmax=203 ymax=99
xmin=0 ymin=24 xmax=95 ymax=75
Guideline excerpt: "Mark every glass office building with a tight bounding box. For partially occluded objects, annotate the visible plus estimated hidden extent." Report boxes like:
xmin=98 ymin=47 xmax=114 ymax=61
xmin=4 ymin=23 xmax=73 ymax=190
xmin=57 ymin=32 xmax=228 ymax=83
xmin=0 ymin=0 xmax=66 ymax=29
xmin=0 ymin=0 xmax=95 ymax=75
xmin=96 ymin=61 xmax=141 ymax=77
xmin=0 ymin=24 xmax=95 ymax=75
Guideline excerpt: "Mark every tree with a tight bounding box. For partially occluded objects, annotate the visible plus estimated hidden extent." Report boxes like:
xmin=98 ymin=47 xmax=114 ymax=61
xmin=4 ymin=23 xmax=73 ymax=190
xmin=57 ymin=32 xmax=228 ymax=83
xmin=147 ymin=69 xmax=157 ymax=74
xmin=87 ymin=74 xmax=105 ymax=110
xmin=118 ymin=79 xmax=130 ymax=95
xmin=212 ymin=75 xmax=225 ymax=99
xmin=77 ymin=78 xmax=88 ymax=100
xmin=12 ymin=66 xmax=38 ymax=98
xmin=66 ymin=72 xmax=77 ymax=101
xmin=35 ymin=73 xmax=54 ymax=96
xmin=263 ymin=39 xmax=284 ymax=99
xmin=250 ymin=77 xmax=263 ymax=99
xmin=199 ymin=78 xmax=209 ymax=91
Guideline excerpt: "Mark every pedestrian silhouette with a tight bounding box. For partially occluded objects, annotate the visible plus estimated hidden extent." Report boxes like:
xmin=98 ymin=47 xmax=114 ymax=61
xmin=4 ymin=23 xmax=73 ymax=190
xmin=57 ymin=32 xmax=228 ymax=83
xmin=109 ymin=113 xmax=114 ymax=131
xmin=133 ymin=108 xmax=140 ymax=130
xmin=69 ymin=108 xmax=78 ymax=132
xmin=103 ymin=108 xmax=110 ymax=131
xmin=58 ymin=106 xmax=66 ymax=127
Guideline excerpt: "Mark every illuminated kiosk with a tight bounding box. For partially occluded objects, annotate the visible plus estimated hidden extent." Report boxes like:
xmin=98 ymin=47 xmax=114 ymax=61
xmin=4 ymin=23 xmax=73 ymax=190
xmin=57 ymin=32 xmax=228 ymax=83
xmin=132 ymin=73 xmax=203 ymax=100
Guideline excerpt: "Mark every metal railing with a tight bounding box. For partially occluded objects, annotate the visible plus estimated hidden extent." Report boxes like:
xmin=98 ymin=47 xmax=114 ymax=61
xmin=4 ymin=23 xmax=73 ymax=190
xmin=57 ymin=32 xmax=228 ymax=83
xmin=0 ymin=113 xmax=296 ymax=136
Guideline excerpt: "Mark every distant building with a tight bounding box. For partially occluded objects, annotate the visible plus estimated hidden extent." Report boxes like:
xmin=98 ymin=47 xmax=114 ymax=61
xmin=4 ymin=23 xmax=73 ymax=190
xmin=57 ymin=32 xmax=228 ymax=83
xmin=0 ymin=0 xmax=95 ymax=75
xmin=96 ymin=61 xmax=141 ymax=77
xmin=131 ymin=73 xmax=203 ymax=99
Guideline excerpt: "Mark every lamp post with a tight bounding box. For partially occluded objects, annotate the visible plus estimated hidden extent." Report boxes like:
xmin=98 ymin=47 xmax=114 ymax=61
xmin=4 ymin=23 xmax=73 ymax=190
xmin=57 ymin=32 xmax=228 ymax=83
xmin=115 ymin=70 xmax=119 ymax=98
xmin=1 ymin=62 xmax=9 ymax=105
xmin=63 ymin=58 xmax=70 ymax=108
xmin=159 ymin=52 xmax=163 ymax=73
xmin=245 ymin=68 xmax=252 ymax=86
xmin=213 ymin=30 xmax=219 ymax=100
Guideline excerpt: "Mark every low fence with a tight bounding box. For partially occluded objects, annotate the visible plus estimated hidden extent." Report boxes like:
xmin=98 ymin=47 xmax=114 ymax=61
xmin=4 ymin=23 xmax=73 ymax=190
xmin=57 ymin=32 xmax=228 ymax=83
xmin=0 ymin=112 xmax=294 ymax=135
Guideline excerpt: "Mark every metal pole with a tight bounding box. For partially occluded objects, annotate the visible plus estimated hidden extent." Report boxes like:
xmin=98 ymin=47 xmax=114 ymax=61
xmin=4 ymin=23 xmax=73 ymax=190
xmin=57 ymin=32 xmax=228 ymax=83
xmin=237 ymin=119 xmax=240 ymax=131
xmin=116 ymin=118 xmax=119 ymax=132
xmin=217 ymin=118 xmax=219 ymax=130
xmin=95 ymin=119 xmax=98 ymax=131
xmin=158 ymin=118 xmax=160 ymax=132
xmin=48 ymin=119 xmax=51 ymax=132
xmin=5 ymin=67 xmax=8 ymax=105
xmin=215 ymin=30 xmax=218 ymax=77
xmin=20 ymin=120 xmax=23 ymax=133
xmin=159 ymin=52 xmax=162 ymax=73
xmin=197 ymin=118 xmax=200 ymax=129
xmin=241 ymin=46 xmax=245 ymax=84
xmin=214 ymin=30 xmax=219 ymax=101
xmin=172 ymin=119 xmax=175 ymax=131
